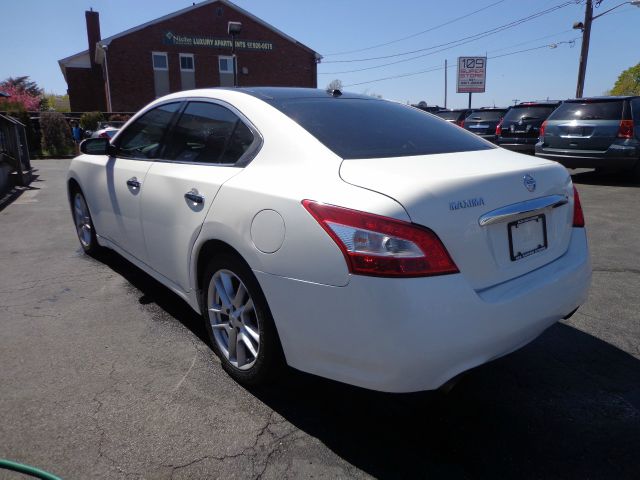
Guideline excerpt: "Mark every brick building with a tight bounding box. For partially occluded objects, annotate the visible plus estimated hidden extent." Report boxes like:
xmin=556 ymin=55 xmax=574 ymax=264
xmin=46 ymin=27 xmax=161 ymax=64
xmin=58 ymin=0 xmax=320 ymax=112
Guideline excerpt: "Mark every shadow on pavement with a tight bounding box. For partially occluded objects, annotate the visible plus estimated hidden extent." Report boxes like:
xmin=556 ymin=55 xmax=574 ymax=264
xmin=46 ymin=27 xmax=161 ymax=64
xmin=0 ymin=171 xmax=41 ymax=212
xmin=570 ymin=169 xmax=640 ymax=187
xmin=92 ymin=249 xmax=640 ymax=479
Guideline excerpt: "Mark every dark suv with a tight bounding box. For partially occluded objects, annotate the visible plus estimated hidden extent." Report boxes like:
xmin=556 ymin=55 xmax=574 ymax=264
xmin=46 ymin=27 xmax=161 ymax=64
xmin=535 ymin=96 xmax=640 ymax=174
xmin=462 ymin=108 xmax=507 ymax=142
xmin=496 ymin=101 xmax=561 ymax=154
xmin=434 ymin=109 xmax=476 ymax=126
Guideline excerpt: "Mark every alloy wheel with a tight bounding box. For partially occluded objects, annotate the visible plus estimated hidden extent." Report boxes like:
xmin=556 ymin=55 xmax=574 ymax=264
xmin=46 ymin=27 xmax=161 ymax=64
xmin=207 ymin=269 xmax=261 ymax=370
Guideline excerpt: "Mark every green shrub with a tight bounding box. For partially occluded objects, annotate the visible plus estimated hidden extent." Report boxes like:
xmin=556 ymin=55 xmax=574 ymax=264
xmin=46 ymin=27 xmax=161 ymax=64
xmin=80 ymin=111 xmax=104 ymax=131
xmin=40 ymin=111 xmax=72 ymax=156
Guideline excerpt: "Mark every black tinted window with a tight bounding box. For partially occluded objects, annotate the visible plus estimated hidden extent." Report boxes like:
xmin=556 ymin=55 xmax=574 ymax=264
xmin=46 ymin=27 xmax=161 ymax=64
xmin=503 ymin=106 xmax=556 ymax=123
xmin=116 ymin=103 xmax=180 ymax=159
xmin=435 ymin=111 xmax=462 ymax=121
xmin=631 ymin=99 xmax=640 ymax=122
xmin=549 ymin=101 xmax=623 ymax=120
xmin=465 ymin=110 xmax=506 ymax=121
xmin=272 ymin=98 xmax=492 ymax=159
xmin=162 ymin=102 xmax=251 ymax=164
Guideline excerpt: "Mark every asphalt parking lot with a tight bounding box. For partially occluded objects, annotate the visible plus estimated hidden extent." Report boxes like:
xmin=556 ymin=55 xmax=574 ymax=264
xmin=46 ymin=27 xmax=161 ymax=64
xmin=1 ymin=159 xmax=639 ymax=480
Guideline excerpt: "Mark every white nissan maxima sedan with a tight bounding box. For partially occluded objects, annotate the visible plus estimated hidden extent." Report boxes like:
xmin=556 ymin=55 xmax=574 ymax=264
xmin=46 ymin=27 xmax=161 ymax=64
xmin=68 ymin=88 xmax=591 ymax=393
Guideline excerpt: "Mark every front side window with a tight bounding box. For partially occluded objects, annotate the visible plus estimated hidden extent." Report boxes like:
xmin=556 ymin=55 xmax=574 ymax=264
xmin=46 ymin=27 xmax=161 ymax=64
xmin=161 ymin=102 xmax=254 ymax=164
xmin=152 ymin=52 xmax=168 ymax=71
xmin=115 ymin=102 xmax=180 ymax=159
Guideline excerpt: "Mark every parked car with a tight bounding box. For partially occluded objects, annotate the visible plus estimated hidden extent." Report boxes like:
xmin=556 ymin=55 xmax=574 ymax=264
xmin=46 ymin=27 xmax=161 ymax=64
xmin=497 ymin=101 xmax=561 ymax=154
xmin=90 ymin=127 xmax=119 ymax=139
xmin=535 ymin=96 xmax=640 ymax=175
xmin=462 ymin=108 xmax=507 ymax=142
xmin=68 ymin=88 xmax=590 ymax=393
xmin=434 ymin=109 xmax=476 ymax=127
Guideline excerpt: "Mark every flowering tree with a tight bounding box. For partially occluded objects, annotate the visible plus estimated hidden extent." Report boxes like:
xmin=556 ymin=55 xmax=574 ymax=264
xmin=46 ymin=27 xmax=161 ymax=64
xmin=0 ymin=76 xmax=43 ymax=111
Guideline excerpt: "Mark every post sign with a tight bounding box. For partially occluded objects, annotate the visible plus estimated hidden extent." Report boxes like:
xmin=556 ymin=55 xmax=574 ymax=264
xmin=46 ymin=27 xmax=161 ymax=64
xmin=457 ymin=57 xmax=487 ymax=93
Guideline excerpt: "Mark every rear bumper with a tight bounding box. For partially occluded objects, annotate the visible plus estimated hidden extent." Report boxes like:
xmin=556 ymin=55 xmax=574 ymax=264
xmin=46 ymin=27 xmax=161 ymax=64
xmin=256 ymin=229 xmax=591 ymax=393
xmin=498 ymin=138 xmax=537 ymax=154
xmin=535 ymin=142 xmax=640 ymax=169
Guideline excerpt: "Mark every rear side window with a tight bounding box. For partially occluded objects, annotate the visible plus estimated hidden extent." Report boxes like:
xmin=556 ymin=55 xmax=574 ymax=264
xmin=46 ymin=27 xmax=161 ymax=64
xmin=503 ymin=106 xmax=556 ymax=122
xmin=116 ymin=102 xmax=180 ymax=159
xmin=435 ymin=111 xmax=462 ymax=121
xmin=465 ymin=110 xmax=505 ymax=121
xmin=549 ymin=101 xmax=623 ymax=121
xmin=631 ymin=99 xmax=640 ymax=122
xmin=271 ymin=98 xmax=492 ymax=159
xmin=162 ymin=102 xmax=254 ymax=164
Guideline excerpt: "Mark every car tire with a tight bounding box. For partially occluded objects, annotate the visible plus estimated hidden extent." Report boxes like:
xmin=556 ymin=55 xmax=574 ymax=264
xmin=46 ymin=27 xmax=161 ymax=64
xmin=70 ymin=188 xmax=101 ymax=255
xmin=201 ymin=252 xmax=284 ymax=386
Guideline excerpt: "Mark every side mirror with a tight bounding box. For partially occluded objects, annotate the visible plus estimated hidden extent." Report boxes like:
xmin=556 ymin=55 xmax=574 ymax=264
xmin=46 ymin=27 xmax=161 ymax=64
xmin=80 ymin=138 xmax=117 ymax=156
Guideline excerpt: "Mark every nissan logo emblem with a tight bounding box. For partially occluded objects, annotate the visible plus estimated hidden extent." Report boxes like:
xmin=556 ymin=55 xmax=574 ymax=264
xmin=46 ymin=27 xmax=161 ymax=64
xmin=523 ymin=174 xmax=536 ymax=192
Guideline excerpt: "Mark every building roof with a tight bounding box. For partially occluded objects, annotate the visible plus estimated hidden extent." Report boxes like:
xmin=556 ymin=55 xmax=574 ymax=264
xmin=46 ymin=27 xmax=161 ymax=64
xmin=59 ymin=0 xmax=321 ymax=78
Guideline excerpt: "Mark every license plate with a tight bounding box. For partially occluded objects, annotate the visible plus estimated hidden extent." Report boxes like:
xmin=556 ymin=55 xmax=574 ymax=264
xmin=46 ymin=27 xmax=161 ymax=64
xmin=508 ymin=214 xmax=547 ymax=261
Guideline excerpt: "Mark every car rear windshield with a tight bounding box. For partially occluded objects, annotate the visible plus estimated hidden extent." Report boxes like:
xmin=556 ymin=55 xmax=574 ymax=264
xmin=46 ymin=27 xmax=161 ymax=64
xmin=549 ymin=101 xmax=623 ymax=121
xmin=465 ymin=110 xmax=505 ymax=121
xmin=271 ymin=99 xmax=493 ymax=159
xmin=503 ymin=105 xmax=556 ymax=122
xmin=435 ymin=110 xmax=462 ymax=120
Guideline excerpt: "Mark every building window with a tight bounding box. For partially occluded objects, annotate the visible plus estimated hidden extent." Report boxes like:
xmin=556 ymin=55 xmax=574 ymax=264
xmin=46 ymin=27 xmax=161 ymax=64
xmin=152 ymin=52 xmax=168 ymax=71
xmin=179 ymin=54 xmax=195 ymax=72
xmin=218 ymin=56 xmax=234 ymax=74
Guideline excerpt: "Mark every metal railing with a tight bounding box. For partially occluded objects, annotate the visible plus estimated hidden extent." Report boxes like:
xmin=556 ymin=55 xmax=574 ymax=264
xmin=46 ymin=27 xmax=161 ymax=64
xmin=0 ymin=113 xmax=31 ymax=186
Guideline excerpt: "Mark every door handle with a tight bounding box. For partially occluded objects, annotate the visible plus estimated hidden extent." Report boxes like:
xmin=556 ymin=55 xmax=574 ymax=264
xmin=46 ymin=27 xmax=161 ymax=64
xmin=184 ymin=189 xmax=204 ymax=205
xmin=126 ymin=177 xmax=141 ymax=189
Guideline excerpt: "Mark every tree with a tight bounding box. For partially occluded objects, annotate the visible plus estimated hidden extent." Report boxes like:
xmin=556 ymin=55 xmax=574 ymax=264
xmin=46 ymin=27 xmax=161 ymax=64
xmin=0 ymin=76 xmax=43 ymax=111
xmin=326 ymin=79 xmax=343 ymax=91
xmin=610 ymin=62 xmax=640 ymax=96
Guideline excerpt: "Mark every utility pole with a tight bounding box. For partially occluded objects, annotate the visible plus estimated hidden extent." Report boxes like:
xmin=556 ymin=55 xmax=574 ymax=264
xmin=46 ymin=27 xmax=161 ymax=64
xmin=575 ymin=0 xmax=593 ymax=98
xmin=444 ymin=59 xmax=448 ymax=108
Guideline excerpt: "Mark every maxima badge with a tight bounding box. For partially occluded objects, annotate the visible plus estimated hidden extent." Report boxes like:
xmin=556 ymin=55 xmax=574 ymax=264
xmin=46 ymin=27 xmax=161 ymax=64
xmin=523 ymin=174 xmax=536 ymax=192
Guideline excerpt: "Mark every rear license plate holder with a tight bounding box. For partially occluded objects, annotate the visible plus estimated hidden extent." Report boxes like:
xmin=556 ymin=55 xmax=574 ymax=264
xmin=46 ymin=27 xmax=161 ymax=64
xmin=508 ymin=214 xmax=547 ymax=261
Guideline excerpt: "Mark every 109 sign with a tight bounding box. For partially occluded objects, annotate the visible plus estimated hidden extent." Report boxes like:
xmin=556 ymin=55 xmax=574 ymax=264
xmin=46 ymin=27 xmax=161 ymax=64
xmin=457 ymin=56 xmax=487 ymax=94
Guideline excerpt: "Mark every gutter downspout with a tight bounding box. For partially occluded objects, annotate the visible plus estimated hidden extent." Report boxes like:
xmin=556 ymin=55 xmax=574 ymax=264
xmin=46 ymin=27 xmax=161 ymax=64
xmin=101 ymin=45 xmax=113 ymax=113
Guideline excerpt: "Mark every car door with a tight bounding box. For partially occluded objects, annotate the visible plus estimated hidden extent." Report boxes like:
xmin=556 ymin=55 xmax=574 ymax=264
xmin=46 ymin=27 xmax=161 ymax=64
xmin=140 ymin=100 xmax=260 ymax=292
xmin=104 ymin=101 xmax=182 ymax=262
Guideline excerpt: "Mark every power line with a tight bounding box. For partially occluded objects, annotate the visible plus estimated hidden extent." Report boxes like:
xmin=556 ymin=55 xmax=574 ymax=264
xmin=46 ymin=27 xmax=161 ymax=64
xmin=322 ymin=1 xmax=577 ymax=64
xmin=342 ymin=40 xmax=578 ymax=88
xmin=323 ymin=0 xmax=506 ymax=57
xmin=319 ymin=27 xmax=577 ymax=76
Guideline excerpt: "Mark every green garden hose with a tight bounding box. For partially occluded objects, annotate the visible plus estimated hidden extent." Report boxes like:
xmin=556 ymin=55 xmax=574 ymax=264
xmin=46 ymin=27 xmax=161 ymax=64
xmin=0 ymin=459 xmax=62 ymax=480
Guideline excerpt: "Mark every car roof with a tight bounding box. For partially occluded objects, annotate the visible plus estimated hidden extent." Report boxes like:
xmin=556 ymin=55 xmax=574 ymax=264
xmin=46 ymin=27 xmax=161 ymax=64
xmin=566 ymin=96 xmax=640 ymax=102
xmin=230 ymin=87 xmax=373 ymax=102
xmin=514 ymin=101 xmax=562 ymax=106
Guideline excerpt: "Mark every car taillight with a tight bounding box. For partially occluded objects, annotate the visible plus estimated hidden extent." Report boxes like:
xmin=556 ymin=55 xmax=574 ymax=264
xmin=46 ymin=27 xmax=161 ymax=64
xmin=99 ymin=132 xmax=109 ymax=138
xmin=539 ymin=120 xmax=547 ymax=138
xmin=457 ymin=120 xmax=465 ymax=128
xmin=618 ymin=119 xmax=634 ymax=139
xmin=302 ymin=200 xmax=459 ymax=277
xmin=572 ymin=185 xmax=585 ymax=228
xmin=495 ymin=119 xmax=503 ymax=136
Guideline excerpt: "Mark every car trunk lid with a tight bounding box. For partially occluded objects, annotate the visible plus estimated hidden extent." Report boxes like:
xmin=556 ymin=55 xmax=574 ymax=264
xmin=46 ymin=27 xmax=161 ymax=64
xmin=339 ymin=148 xmax=574 ymax=290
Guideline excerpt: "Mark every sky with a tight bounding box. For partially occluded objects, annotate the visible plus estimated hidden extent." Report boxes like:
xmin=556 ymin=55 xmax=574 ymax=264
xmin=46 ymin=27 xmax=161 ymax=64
xmin=0 ymin=0 xmax=637 ymax=109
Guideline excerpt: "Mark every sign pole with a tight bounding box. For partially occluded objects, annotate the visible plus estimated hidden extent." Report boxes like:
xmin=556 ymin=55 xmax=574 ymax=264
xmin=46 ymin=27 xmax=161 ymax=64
xmin=468 ymin=92 xmax=472 ymax=108
xmin=444 ymin=59 xmax=448 ymax=109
